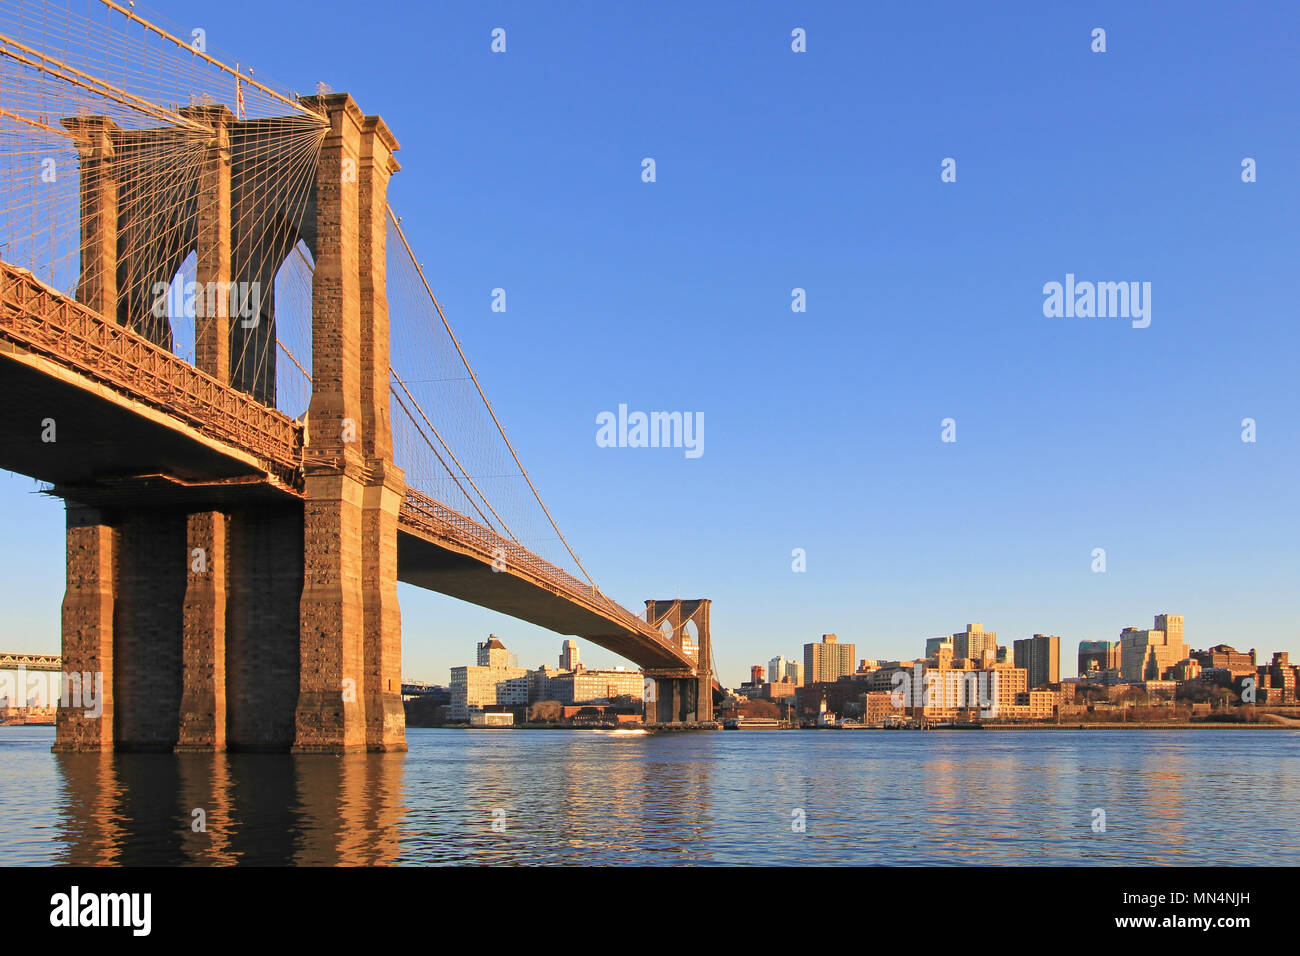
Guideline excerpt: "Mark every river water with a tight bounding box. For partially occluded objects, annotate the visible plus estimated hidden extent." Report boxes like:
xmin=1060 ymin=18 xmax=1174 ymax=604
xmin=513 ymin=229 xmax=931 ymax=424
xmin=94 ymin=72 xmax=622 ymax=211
xmin=2 ymin=726 xmax=1296 ymax=865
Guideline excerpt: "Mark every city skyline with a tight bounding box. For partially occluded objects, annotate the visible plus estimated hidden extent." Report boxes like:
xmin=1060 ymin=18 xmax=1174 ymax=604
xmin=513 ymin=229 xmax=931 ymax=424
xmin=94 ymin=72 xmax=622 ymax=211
xmin=1 ymin=467 xmax=1296 ymax=688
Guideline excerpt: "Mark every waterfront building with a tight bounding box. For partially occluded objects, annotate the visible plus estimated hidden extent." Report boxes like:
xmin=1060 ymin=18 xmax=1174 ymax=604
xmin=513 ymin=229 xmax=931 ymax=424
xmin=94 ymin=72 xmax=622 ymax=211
xmin=469 ymin=711 xmax=514 ymax=727
xmin=1013 ymin=634 xmax=1061 ymax=689
xmin=804 ymin=634 xmax=856 ymax=684
xmin=986 ymin=662 xmax=1029 ymax=717
xmin=451 ymin=637 xmax=530 ymax=720
xmin=529 ymin=664 xmax=566 ymax=703
xmin=1014 ymin=689 xmax=1058 ymax=719
xmin=544 ymin=668 xmax=644 ymax=706
xmin=864 ymin=691 xmax=902 ymax=724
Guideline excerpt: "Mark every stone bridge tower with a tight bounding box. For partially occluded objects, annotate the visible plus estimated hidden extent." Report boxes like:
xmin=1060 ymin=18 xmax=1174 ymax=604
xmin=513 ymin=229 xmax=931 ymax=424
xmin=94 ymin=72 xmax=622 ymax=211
xmin=53 ymin=93 xmax=405 ymax=754
xmin=643 ymin=598 xmax=713 ymax=724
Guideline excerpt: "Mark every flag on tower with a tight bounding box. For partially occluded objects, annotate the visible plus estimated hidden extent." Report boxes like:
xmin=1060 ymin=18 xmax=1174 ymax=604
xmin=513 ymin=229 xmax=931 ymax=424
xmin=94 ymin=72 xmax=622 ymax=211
xmin=235 ymin=63 xmax=246 ymax=120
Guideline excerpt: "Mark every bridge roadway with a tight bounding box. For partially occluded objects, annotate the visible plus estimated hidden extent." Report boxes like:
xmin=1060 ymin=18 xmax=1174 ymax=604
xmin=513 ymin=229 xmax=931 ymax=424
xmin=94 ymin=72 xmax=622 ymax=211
xmin=0 ymin=261 xmax=700 ymax=677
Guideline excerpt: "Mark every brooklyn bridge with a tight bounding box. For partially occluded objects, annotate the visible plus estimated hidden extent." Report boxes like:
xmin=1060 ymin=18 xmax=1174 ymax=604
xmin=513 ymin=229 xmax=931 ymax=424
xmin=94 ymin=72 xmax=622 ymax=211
xmin=0 ymin=0 xmax=716 ymax=752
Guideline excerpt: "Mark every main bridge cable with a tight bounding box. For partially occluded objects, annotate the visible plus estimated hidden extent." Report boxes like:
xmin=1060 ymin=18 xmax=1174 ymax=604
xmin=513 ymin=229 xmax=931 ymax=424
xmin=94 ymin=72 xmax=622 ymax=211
xmin=386 ymin=205 xmax=599 ymax=590
xmin=0 ymin=31 xmax=209 ymax=132
xmin=95 ymin=0 xmax=326 ymax=124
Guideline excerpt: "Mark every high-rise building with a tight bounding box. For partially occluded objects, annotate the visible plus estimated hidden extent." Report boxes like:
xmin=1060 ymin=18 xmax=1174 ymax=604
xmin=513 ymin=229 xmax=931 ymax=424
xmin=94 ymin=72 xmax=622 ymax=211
xmin=804 ymin=633 xmax=856 ymax=684
xmin=769 ymin=656 xmax=802 ymax=685
xmin=764 ymin=655 xmax=785 ymax=686
xmin=1013 ymin=634 xmax=1060 ymax=689
xmin=750 ymin=665 xmax=765 ymax=684
xmin=1078 ymin=640 xmax=1118 ymax=676
xmin=1119 ymin=614 xmax=1189 ymax=682
xmin=560 ymin=639 xmax=580 ymax=671
xmin=1156 ymin=614 xmax=1184 ymax=651
xmin=953 ymin=623 xmax=997 ymax=662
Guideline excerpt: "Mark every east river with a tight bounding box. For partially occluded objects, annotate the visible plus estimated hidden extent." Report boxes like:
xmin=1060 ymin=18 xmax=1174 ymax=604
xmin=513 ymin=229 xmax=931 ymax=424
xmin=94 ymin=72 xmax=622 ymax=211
xmin=2 ymin=726 xmax=1297 ymax=865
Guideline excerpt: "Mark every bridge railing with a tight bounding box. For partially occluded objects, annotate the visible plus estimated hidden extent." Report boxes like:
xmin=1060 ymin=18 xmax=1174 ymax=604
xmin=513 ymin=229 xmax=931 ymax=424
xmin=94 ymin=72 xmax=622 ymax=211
xmin=400 ymin=487 xmax=688 ymax=662
xmin=0 ymin=261 xmax=302 ymax=486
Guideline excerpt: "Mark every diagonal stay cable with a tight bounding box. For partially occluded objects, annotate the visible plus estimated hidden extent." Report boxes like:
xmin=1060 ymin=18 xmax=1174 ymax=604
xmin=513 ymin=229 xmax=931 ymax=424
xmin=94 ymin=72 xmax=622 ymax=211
xmin=390 ymin=366 xmax=516 ymax=540
xmin=387 ymin=204 xmax=598 ymax=588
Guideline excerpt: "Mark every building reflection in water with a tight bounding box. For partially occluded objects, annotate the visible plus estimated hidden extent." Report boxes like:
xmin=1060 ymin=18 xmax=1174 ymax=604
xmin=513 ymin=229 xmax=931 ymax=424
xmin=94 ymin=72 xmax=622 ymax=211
xmin=53 ymin=750 xmax=405 ymax=865
xmin=398 ymin=731 xmax=715 ymax=864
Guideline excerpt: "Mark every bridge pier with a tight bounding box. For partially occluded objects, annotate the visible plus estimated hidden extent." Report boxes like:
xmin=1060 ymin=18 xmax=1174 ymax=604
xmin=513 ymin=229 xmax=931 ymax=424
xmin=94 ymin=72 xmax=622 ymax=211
xmin=53 ymin=502 xmax=307 ymax=753
xmin=52 ymin=506 xmax=115 ymax=752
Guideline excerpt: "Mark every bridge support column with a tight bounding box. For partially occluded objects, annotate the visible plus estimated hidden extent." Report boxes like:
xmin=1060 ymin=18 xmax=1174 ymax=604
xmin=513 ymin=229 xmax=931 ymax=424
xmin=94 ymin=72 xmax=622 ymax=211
xmin=61 ymin=116 xmax=119 ymax=322
xmin=293 ymin=93 xmax=371 ymax=753
xmin=185 ymin=104 xmax=234 ymax=384
xmin=176 ymin=511 xmax=228 ymax=751
xmin=295 ymin=472 xmax=368 ymax=752
xmin=53 ymin=506 xmax=115 ymax=752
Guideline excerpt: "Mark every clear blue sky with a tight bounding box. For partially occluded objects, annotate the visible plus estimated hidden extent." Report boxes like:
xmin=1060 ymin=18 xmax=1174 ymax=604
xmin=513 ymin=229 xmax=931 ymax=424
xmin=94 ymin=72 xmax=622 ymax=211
xmin=3 ymin=1 xmax=1298 ymax=687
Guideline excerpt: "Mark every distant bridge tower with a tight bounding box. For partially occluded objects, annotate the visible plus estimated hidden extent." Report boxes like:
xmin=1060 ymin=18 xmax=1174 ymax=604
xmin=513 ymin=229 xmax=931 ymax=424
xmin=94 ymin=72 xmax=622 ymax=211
xmin=53 ymin=93 xmax=405 ymax=754
xmin=643 ymin=599 xmax=713 ymax=724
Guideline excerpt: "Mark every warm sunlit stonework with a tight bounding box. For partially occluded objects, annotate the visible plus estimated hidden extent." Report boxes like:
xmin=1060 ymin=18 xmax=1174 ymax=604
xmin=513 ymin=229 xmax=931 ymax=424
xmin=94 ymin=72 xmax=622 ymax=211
xmin=0 ymin=88 xmax=712 ymax=753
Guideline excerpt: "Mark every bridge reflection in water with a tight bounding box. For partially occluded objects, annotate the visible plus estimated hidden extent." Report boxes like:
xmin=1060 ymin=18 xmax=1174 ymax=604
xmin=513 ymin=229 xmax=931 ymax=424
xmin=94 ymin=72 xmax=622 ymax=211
xmin=53 ymin=748 xmax=407 ymax=866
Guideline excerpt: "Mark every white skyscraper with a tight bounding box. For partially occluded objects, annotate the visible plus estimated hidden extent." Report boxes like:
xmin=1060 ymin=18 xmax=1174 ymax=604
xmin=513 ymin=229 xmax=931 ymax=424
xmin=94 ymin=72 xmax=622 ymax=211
xmin=560 ymin=639 xmax=580 ymax=671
